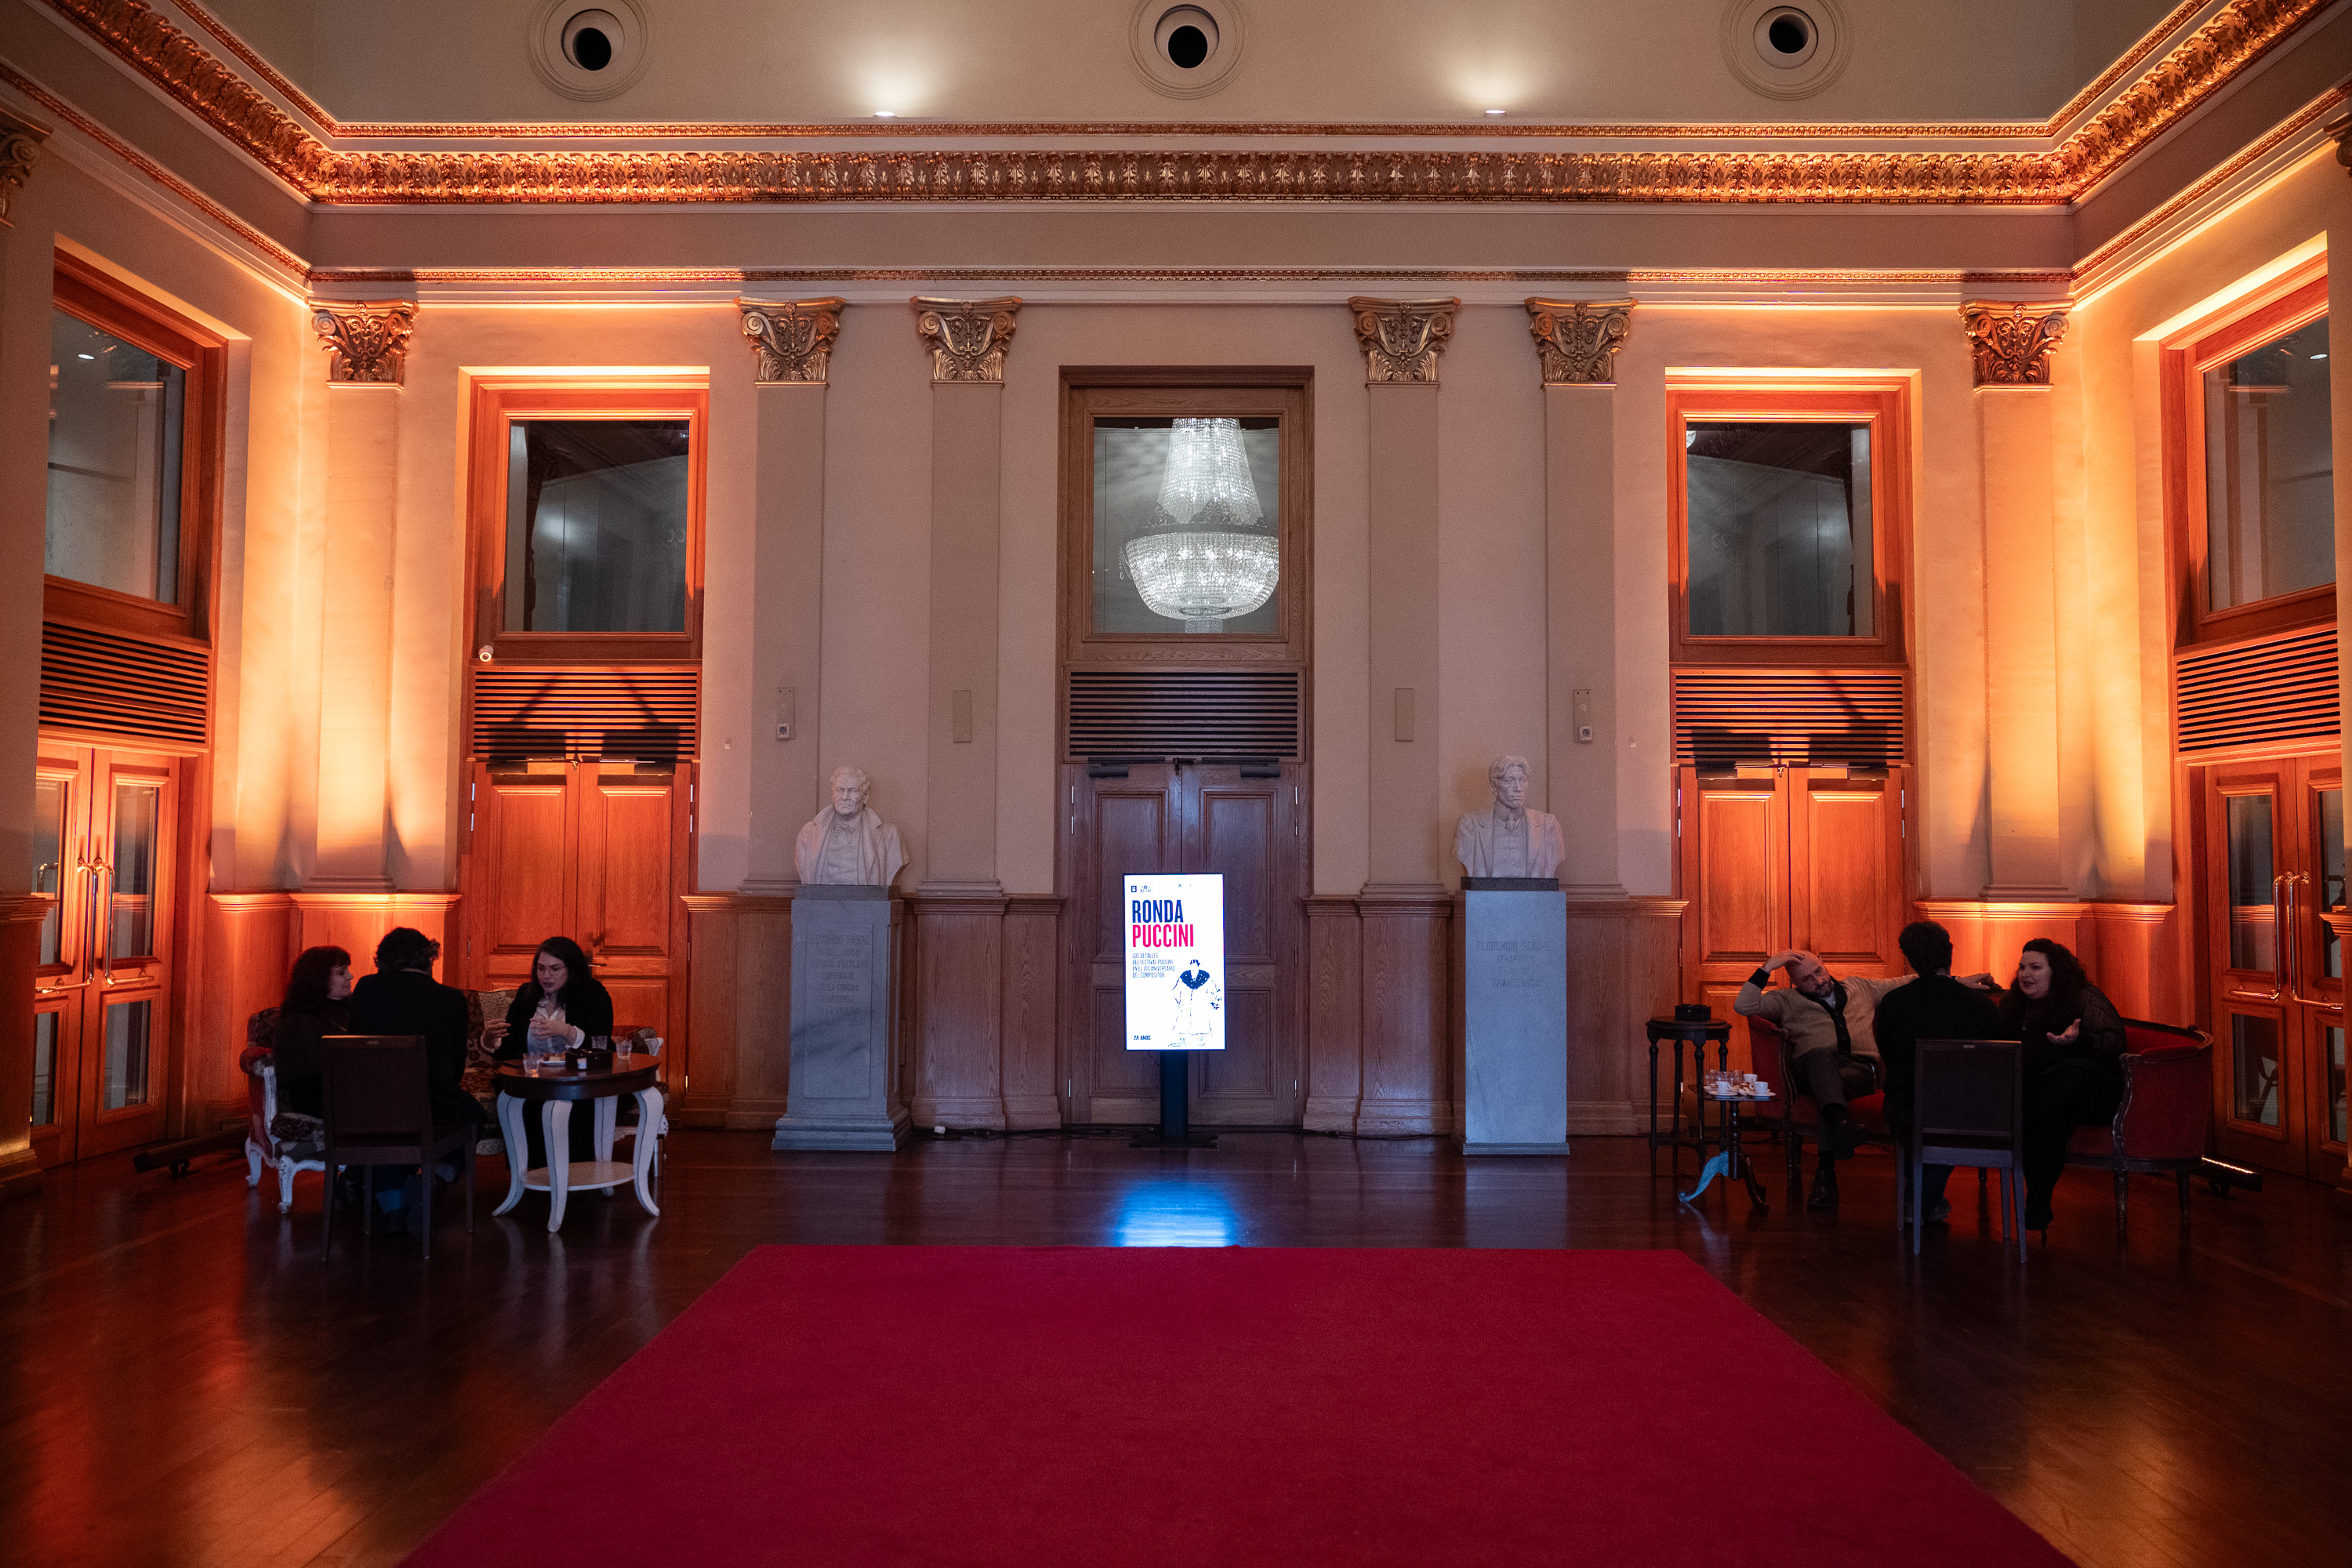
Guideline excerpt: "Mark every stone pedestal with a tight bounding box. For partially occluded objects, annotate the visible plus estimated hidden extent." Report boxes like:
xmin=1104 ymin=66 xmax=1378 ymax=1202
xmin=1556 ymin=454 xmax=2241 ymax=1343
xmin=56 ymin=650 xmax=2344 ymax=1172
xmin=774 ymin=885 xmax=909 ymax=1151
xmin=1461 ymin=880 xmax=1569 ymax=1155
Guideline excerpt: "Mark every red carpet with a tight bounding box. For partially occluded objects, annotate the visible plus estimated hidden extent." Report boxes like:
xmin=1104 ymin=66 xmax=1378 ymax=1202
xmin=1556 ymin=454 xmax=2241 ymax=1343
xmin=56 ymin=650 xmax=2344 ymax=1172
xmin=408 ymin=1247 xmax=2069 ymax=1566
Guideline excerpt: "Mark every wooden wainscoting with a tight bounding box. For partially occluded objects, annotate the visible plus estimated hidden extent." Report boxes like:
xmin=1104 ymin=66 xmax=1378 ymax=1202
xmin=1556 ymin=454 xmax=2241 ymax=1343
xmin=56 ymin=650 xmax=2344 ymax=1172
xmin=1304 ymin=896 xmax=1366 ymax=1132
xmin=0 ymin=899 xmax=48 ymax=1199
xmin=1001 ymin=897 xmax=1062 ymax=1130
xmin=1913 ymin=900 xmax=2181 ymax=1025
xmin=200 ymin=892 xmax=297 ymax=1126
xmin=1563 ymin=898 xmax=1688 ymax=1131
xmin=677 ymin=891 xmax=794 ymax=1132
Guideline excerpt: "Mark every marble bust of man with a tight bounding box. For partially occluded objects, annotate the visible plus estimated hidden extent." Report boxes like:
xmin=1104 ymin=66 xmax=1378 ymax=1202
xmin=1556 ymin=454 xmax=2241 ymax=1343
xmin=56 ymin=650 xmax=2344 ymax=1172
xmin=794 ymin=766 xmax=907 ymax=888
xmin=1454 ymin=754 xmax=1565 ymax=880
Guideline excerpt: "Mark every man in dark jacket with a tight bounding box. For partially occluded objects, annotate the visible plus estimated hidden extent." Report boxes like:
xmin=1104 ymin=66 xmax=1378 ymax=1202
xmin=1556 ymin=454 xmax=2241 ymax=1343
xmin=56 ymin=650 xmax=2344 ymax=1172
xmin=1873 ymin=919 xmax=2003 ymax=1225
xmin=347 ymin=926 xmax=486 ymax=1133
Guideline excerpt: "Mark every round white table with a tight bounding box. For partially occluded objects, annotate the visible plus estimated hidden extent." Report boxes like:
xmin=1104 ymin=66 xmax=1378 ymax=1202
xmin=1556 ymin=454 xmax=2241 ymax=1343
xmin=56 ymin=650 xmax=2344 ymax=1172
xmin=492 ymin=1060 xmax=664 ymax=1232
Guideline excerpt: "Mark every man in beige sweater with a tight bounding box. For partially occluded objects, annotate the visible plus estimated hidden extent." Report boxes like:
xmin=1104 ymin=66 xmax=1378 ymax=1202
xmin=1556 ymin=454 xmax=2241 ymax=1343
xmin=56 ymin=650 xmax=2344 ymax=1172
xmin=1733 ymin=950 xmax=1911 ymax=1209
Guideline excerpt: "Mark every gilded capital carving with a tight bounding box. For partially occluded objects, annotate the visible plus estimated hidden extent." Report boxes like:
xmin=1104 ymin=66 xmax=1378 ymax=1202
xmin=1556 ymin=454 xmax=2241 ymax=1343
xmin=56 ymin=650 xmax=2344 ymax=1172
xmin=1962 ymin=301 xmax=2070 ymax=387
xmin=912 ymin=296 xmax=1021 ymax=383
xmin=2330 ymin=112 xmax=2351 ymax=180
xmin=739 ymin=297 xmax=844 ymax=384
xmin=0 ymin=107 xmax=50 ymax=229
xmin=1348 ymin=297 xmax=1457 ymax=384
xmin=1525 ymin=299 xmax=1634 ymax=385
xmin=308 ymin=299 xmax=418 ymax=385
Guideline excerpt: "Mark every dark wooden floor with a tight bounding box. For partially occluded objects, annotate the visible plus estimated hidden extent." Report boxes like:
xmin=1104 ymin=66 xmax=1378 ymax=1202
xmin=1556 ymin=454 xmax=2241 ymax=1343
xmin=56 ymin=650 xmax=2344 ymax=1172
xmin=2 ymin=1127 xmax=2345 ymax=1567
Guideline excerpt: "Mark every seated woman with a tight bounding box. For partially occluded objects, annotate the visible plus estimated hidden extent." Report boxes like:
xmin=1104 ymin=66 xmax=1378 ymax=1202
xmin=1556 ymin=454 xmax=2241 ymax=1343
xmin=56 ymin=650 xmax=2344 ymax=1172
xmin=1996 ymin=938 xmax=2126 ymax=1234
xmin=493 ymin=936 xmax=616 ymax=1166
xmin=270 ymin=945 xmax=354 ymax=1125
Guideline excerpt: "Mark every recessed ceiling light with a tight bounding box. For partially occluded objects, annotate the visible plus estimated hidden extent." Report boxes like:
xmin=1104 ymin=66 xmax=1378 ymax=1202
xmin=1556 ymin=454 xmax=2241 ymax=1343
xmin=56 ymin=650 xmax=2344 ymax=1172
xmin=2312 ymin=353 xmax=2328 ymax=361
xmin=873 ymin=110 xmax=896 ymax=118
xmin=78 ymin=353 xmax=94 ymax=360
xmin=1484 ymin=108 xmax=1506 ymax=116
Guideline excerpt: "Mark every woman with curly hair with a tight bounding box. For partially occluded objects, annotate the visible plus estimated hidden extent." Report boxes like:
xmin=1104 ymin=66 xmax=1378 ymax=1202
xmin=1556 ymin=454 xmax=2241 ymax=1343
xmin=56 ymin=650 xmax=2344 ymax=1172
xmin=1997 ymin=938 xmax=2126 ymax=1233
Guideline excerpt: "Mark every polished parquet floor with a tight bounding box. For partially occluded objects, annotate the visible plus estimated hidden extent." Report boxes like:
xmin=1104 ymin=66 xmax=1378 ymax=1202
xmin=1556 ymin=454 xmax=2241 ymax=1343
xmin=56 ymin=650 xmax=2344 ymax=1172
xmin=2 ymin=1128 xmax=2346 ymax=1567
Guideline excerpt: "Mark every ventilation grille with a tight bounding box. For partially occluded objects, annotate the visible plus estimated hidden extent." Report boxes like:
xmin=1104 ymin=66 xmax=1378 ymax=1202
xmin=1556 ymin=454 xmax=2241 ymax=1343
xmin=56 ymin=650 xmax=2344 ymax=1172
xmin=2176 ymin=626 xmax=2339 ymax=756
xmin=1067 ymin=669 xmax=1301 ymax=760
xmin=39 ymin=622 xmax=210 ymax=751
xmin=1671 ymin=667 xmax=1906 ymax=768
xmin=470 ymin=666 xmax=699 ymax=761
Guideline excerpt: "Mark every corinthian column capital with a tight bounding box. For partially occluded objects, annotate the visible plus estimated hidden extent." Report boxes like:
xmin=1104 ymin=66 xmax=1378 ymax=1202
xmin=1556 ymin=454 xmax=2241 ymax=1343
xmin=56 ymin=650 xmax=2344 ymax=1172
xmin=740 ymin=297 xmax=845 ymax=384
xmin=2330 ymin=112 xmax=2351 ymax=180
xmin=1348 ymin=296 xmax=1457 ymax=384
xmin=913 ymin=296 xmax=1022 ymax=383
xmin=1525 ymin=299 xmax=1634 ymax=385
xmin=308 ymin=300 xmax=418 ymax=385
xmin=0 ymin=107 xmax=52 ymax=229
xmin=1961 ymin=301 xmax=2071 ymax=387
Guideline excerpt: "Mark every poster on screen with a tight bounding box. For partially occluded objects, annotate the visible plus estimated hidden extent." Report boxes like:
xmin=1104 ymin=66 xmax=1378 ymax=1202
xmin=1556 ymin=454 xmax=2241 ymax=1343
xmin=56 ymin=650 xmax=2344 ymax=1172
xmin=1124 ymin=873 xmax=1225 ymax=1051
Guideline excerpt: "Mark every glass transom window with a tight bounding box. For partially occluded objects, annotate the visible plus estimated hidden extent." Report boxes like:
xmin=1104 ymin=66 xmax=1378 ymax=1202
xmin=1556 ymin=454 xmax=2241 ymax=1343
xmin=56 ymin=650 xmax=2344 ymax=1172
xmin=1092 ymin=416 xmax=1280 ymax=635
xmin=504 ymin=419 xmax=690 ymax=634
xmin=46 ymin=310 xmax=185 ymax=604
xmin=1685 ymin=421 xmax=1873 ymax=639
xmin=2204 ymin=314 xmax=2332 ymax=613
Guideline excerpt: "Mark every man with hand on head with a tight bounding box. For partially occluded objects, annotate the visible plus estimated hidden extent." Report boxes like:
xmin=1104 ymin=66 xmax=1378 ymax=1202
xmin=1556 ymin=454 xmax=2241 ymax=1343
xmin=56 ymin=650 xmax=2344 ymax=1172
xmin=1734 ymin=949 xmax=1911 ymax=1210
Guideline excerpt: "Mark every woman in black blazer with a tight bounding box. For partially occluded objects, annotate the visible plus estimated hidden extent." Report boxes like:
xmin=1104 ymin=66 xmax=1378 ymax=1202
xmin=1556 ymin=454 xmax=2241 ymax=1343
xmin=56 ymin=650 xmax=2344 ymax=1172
xmin=493 ymin=935 xmax=617 ymax=1163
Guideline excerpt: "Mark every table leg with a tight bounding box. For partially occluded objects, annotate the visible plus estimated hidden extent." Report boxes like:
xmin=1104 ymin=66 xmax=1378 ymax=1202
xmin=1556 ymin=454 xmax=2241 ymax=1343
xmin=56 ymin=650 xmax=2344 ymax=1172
xmin=1671 ymin=1039 xmax=1686 ymax=1177
xmin=594 ymin=1096 xmax=618 ymax=1197
xmin=1734 ymin=1105 xmax=1769 ymax=1209
xmin=630 ymin=1087 xmax=663 ymax=1218
xmin=492 ymin=1093 xmax=528 ymax=1217
xmin=543 ymin=1101 xmax=572 ymax=1232
xmin=1647 ymin=1040 xmax=1660 ymax=1176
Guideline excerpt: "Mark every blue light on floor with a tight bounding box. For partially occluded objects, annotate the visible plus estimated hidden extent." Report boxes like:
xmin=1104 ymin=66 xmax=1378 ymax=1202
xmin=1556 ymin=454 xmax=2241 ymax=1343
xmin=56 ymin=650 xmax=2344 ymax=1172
xmin=1112 ymin=1180 xmax=1240 ymax=1247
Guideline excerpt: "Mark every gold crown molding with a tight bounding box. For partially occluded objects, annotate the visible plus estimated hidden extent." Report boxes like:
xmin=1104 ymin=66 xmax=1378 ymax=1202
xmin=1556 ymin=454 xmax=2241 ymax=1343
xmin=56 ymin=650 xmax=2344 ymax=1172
xmin=30 ymin=0 xmax=2337 ymax=206
xmin=2078 ymin=85 xmax=2349 ymax=283
xmin=912 ymin=296 xmax=1019 ymax=382
xmin=1962 ymin=301 xmax=2070 ymax=387
xmin=0 ymin=106 xmax=50 ymax=228
xmin=0 ymin=62 xmax=307 ymax=282
xmin=739 ymin=296 xmax=844 ymax=383
xmin=173 ymin=0 xmax=335 ymax=134
xmin=1348 ymin=296 xmax=1457 ymax=383
xmin=1526 ymin=299 xmax=1633 ymax=385
xmin=305 ymin=266 xmax=2076 ymax=288
xmin=2332 ymin=111 xmax=2352 ymax=179
xmin=309 ymin=299 xmax=416 ymax=383
xmin=2046 ymin=0 xmax=2209 ymax=133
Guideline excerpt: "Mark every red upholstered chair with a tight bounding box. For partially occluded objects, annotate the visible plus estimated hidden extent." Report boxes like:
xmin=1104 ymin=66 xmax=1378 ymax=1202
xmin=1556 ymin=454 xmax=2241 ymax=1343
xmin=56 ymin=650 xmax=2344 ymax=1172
xmin=1745 ymin=1014 xmax=1893 ymax=1187
xmin=2062 ymin=1018 xmax=2213 ymax=1238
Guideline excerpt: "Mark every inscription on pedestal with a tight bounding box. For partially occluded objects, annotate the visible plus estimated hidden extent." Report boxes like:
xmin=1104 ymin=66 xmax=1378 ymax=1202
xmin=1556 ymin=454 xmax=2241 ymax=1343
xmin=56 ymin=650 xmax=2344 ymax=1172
xmin=1463 ymin=887 xmax=1570 ymax=1156
xmin=775 ymin=886 xmax=909 ymax=1151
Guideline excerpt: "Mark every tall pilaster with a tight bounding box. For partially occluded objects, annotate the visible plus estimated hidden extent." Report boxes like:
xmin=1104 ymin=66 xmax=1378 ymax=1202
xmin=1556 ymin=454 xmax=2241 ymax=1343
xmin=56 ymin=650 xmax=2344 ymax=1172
xmin=1528 ymin=299 xmax=1632 ymax=898
xmin=1965 ymin=301 xmax=2073 ymax=899
xmin=0 ymin=107 xmax=49 ymax=1198
xmin=909 ymin=297 xmax=1020 ymax=1130
xmin=1352 ymin=296 xmax=1455 ymax=893
xmin=305 ymin=302 xmax=416 ymax=891
xmin=739 ymin=297 xmax=842 ymax=892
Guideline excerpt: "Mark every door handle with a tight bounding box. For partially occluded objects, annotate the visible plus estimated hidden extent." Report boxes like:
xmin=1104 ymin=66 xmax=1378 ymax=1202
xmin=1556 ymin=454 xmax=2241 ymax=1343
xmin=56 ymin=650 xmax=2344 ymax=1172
xmin=90 ymin=856 xmax=115 ymax=986
xmin=2285 ymin=873 xmax=2342 ymax=1011
xmin=2267 ymin=873 xmax=2289 ymax=1002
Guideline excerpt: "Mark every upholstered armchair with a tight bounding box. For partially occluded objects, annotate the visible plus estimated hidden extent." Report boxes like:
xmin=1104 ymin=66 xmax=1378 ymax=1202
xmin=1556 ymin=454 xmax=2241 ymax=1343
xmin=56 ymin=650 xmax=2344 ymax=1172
xmin=2063 ymin=1018 xmax=2213 ymax=1237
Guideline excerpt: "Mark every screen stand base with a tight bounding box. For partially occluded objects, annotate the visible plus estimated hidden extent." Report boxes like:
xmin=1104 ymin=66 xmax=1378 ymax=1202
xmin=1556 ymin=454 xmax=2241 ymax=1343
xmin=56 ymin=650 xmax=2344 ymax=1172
xmin=1131 ymin=1051 xmax=1218 ymax=1148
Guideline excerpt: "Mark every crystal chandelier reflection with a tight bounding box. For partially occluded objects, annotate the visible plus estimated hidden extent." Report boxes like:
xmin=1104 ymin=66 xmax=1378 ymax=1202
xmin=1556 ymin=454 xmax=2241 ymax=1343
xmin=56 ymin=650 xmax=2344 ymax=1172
xmin=1123 ymin=417 xmax=1278 ymax=633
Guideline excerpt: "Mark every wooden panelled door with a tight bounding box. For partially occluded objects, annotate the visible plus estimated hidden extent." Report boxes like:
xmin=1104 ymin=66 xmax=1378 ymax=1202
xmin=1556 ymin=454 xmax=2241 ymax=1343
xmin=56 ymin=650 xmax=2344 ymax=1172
xmin=1064 ymin=760 xmax=1305 ymax=1126
xmin=1679 ymin=763 xmax=1909 ymax=1024
xmin=30 ymin=744 xmax=178 ymax=1165
xmin=461 ymin=757 xmax=694 ymax=1042
xmin=2199 ymin=756 xmax=2349 ymax=1185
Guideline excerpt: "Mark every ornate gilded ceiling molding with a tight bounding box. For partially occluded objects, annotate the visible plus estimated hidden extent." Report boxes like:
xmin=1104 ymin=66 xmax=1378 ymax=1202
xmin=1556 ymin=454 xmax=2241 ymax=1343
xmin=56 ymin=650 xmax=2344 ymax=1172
xmin=739 ymin=296 xmax=844 ymax=383
xmin=913 ymin=297 xmax=1019 ymax=383
xmin=1348 ymin=297 xmax=1456 ymax=384
xmin=1525 ymin=299 xmax=1633 ymax=385
xmin=0 ymin=107 xmax=50 ymax=229
xmin=30 ymin=0 xmax=2336 ymax=206
xmin=1961 ymin=302 xmax=2070 ymax=387
xmin=309 ymin=299 xmax=416 ymax=384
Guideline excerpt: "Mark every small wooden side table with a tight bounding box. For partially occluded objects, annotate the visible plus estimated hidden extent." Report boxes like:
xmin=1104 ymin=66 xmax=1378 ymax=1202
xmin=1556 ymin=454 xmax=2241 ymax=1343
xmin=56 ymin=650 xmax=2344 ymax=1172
xmin=1645 ymin=1014 xmax=1732 ymax=1178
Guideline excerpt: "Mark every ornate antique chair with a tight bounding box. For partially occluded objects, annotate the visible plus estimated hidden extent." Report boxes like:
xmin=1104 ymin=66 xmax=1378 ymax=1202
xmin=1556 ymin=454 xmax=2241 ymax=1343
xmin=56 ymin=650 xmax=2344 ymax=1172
xmin=241 ymin=1006 xmax=328 ymax=1214
xmin=2063 ymin=1018 xmax=2213 ymax=1238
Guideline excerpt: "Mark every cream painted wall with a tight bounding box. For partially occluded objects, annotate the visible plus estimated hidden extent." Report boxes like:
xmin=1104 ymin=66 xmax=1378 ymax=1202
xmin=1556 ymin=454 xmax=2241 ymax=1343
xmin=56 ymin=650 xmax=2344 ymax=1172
xmin=993 ymin=303 xmax=1369 ymax=897
xmin=1610 ymin=309 xmax=1986 ymax=898
xmin=2069 ymin=147 xmax=2352 ymax=904
xmin=1436 ymin=306 xmax=1548 ymax=858
xmin=17 ymin=150 xmax=312 ymax=893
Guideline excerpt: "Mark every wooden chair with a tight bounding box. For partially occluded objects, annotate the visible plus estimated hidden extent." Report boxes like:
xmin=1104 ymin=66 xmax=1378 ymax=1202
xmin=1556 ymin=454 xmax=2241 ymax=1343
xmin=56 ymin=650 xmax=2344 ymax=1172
xmin=1907 ymin=1039 xmax=2026 ymax=1260
xmin=318 ymin=1036 xmax=476 ymax=1261
xmin=2063 ymin=1018 xmax=2214 ymax=1239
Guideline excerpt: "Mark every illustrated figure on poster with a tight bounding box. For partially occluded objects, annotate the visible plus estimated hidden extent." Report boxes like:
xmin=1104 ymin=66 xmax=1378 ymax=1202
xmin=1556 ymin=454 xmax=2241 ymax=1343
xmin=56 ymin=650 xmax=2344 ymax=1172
xmin=1170 ymin=960 xmax=1221 ymax=1047
xmin=794 ymin=765 xmax=907 ymax=887
xmin=1454 ymin=753 xmax=1565 ymax=880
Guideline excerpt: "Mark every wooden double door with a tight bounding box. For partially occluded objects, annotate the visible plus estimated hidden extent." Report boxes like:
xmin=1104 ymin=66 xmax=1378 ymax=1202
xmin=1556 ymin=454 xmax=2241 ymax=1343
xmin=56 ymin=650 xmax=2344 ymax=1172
xmin=1063 ymin=760 xmax=1305 ymax=1126
xmin=31 ymin=743 xmax=180 ymax=1165
xmin=2198 ymin=755 xmax=2349 ymax=1185
xmin=460 ymin=757 xmax=693 ymax=1044
xmin=1679 ymin=763 xmax=1910 ymax=1026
